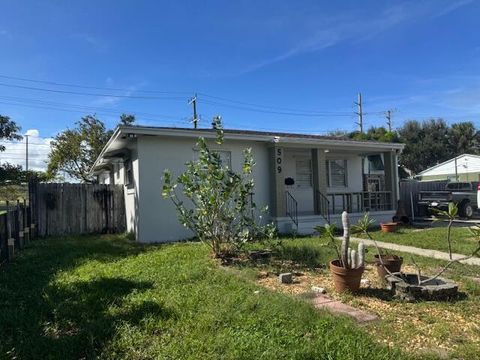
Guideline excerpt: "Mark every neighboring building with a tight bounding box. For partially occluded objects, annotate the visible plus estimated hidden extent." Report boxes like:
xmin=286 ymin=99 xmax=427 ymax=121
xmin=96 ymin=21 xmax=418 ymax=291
xmin=416 ymin=154 xmax=480 ymax=182
xmin=92 ymin=126 xmax=404 ymax=243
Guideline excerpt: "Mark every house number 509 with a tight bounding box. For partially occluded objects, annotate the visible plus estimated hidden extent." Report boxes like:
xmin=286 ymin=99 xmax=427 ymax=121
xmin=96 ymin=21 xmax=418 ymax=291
xmin=276 ymin=148 xmax=282 ymax=173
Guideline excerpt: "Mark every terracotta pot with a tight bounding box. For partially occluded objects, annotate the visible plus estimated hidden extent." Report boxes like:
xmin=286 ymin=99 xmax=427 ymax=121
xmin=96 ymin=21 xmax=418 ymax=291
xmin=329 ymin=259 xmax=365 ymax=293
xmin=380 ymin=222 xmax=398 ymax=233
xmin=374 ymin=254 xmax=403 ymax=280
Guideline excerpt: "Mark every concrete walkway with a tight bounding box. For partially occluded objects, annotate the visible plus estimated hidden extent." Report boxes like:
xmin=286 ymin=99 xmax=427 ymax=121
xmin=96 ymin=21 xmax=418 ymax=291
xmin=346 ymin=237 xmax=480 ymax=266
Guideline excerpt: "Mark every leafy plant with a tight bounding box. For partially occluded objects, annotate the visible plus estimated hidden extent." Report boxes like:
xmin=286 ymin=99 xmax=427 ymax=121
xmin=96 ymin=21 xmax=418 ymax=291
xmin=432 ymin=202 xmax=458 ymax=260
xmin=315 ymin=212 xmax=365 ymax=269
xmin=162 ymin=116 xmax=275 ymax=257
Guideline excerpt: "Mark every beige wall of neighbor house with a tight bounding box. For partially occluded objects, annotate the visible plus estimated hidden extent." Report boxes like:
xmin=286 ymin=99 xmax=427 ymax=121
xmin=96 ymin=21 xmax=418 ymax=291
xmin=135 ymin=135 xmax=271 ymax=243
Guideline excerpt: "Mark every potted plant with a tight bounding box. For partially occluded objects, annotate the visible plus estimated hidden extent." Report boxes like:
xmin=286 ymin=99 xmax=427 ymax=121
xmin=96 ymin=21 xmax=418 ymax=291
xmin=352 ymin=213 xmax=403 ymax=280
xmin=317 ymin=211 xmax=366 ymax=293
xmin=380 ymin=222 xmax=398 ymax=233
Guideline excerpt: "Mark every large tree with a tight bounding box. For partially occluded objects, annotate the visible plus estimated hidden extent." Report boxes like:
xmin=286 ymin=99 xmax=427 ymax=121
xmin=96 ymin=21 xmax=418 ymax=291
xmin=397 ymin=119 xmax=450 ymax=174
xmin=0 ymin=115 xmax=22 ymax=151
xmin=47 ymin=114 xmax=135 ymax=182
xmin=349 ymin=126 xmax=400 ymax=143
xmin=447 ymin=121 xmax=479 ymax=156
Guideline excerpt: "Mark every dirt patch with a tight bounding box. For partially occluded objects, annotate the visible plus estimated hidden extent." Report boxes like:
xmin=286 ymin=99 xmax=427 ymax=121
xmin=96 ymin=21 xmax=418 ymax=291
xmin=255 ymin=264 xmax=480 ymax=356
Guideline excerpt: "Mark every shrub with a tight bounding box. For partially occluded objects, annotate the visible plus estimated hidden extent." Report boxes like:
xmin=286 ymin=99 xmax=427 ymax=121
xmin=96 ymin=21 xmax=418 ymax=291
xmin=162 ymin=117 xmax=275 ymax=256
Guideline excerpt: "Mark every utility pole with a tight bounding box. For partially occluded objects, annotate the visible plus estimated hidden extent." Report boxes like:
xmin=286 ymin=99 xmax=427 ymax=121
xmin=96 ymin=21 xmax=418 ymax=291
xmin=25 ymin=134 xmax=29 ymax=172
xmin=386 ymin=110 xmax=393 ymax=132
xmin=354 ymin=92 xmax=363 ymax=133
xmin=188 ymin=94 xmax=198 ymax=129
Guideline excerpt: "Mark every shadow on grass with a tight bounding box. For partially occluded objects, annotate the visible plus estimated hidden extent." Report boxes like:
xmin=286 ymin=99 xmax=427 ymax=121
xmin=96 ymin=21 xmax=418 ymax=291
xmin=0 ymin=234 xmax=168 ymax=359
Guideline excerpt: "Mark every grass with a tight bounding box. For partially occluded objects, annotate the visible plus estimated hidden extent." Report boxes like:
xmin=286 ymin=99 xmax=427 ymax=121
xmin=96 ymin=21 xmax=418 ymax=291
xmin=0 ymin=234 xmax=414 ymax=360
xmin=356 ymin=226 xmax=480 ymax=256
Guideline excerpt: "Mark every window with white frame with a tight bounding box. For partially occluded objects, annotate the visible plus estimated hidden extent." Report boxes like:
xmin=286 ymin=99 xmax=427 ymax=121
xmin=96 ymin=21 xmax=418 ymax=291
xmin=326 ymin=159 xmax=348 ymax=187
xmin=295 ymin=158 xmax=312 ymax=188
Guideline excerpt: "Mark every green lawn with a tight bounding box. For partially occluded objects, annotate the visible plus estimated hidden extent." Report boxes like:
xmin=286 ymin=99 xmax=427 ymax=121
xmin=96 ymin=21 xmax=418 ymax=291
xmin=0 ymin=234 xmax=413 ymax=360
xmin=356 ymin=226 xmax=480 ymax=256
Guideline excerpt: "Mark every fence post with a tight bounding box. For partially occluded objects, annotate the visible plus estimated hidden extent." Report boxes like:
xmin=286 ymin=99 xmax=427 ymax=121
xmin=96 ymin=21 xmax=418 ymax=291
xmin=6 ymin=201 xmax=15 ymax=261
xmin=23 ymin=198 xmax=30 ymax=245
xmin=17 ymin=200 xmax=24 ymax=249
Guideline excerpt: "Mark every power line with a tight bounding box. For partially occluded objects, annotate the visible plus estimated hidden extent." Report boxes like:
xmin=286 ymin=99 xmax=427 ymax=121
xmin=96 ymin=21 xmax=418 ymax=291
xmin=0 ymin=74 xmax=190 ymax=95
xmin=0 ymin=82 xmax=187 ymax=100
xmin=0 ymin=100 xmax=191 ymax=127
xmin=0 ymin=74 xmax=364 ymax=116
xmin=198 ymin=92 xmax=353 ymax=115
xmin=201 ymin=99 xmax=355 ymax=117
xmin=0 ymin=95 xmax=188 ymax=121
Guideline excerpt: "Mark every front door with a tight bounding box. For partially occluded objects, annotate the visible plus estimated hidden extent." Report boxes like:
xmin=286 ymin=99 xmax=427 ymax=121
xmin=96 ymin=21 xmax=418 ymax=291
xmin=289 ymin=156 xmax=314 ymax=214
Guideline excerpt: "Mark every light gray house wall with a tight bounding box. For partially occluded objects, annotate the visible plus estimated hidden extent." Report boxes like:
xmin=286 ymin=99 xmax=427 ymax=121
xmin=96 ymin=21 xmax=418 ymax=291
xmin=135 ymin=135 xmax=271 ymax=243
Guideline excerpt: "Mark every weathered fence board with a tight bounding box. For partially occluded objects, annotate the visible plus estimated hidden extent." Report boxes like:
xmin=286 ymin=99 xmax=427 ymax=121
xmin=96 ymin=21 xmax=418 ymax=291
xmin=0 ymin=202 xmax=29 ymax=264
xmin=31 ymin=183 xmax=126 ymax=237
xmin=399 ymin=180 xmax=448 ymax=218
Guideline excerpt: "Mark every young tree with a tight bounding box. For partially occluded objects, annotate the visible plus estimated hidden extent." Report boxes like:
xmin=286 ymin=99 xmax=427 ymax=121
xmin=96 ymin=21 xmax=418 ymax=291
xmin=0 ymin=115 xmax=22 ymax=151
xmin=162 ymin=117 xmax=275 ymax=257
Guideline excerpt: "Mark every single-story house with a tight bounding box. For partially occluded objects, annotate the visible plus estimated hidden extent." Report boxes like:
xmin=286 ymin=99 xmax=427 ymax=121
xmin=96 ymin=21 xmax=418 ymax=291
xmin=92 ymin=126 xmax=404 ymax=243
xmin=416 ymin=154 xmax=480 ymax=181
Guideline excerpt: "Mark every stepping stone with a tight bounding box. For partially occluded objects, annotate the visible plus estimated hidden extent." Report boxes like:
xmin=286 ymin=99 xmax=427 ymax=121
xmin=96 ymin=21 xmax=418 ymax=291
xmin=312 ymin=294 xmax=379 ymax=323
xmin=278 ymin=273 xmax=293 ymax=284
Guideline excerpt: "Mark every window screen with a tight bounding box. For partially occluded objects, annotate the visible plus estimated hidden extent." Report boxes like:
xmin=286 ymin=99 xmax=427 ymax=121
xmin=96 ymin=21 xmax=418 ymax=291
xmin=327 ymin=159 xmax=347 ymax=187
xmin=295 ymin=158 xmax=312 ymax=187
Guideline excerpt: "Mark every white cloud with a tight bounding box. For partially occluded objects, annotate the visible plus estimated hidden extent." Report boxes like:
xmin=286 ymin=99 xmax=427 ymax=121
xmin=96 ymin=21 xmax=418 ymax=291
xmin=0 ymin=129 xmax=52 ymax=171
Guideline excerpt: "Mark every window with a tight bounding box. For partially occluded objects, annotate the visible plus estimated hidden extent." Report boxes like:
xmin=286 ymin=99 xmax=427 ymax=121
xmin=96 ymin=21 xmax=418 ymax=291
xmin=295 ymin=158 xmax=312 ymax=188
xmin=326 ymin=159 xmax=348 ymax=187
xmin=367 ymin=154 xmax=384 ymax=171
xmin=194 ymin=150 xmax=232 ymax=168
xmin=124 ymin=159 xmax=133 ymax=187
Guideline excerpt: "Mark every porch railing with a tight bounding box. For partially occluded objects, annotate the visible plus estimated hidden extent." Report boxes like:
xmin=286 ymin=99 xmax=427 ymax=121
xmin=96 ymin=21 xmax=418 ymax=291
xmin=315 ymin=190 xmax=331 ymax=223
xmin=327 ymin=191 xmax=392 ymax=215
xmin=285 ymin=191 xmax=298 ymax=230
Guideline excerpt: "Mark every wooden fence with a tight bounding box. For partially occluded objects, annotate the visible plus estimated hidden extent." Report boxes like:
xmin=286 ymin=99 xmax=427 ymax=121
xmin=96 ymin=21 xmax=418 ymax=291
xmin=399 ymin=180 xmax=448 ymax=219
xmin=30 ymin=182 xmax=126 ymax=237
xmin=0 ymin=200 xmax=33 ymax=265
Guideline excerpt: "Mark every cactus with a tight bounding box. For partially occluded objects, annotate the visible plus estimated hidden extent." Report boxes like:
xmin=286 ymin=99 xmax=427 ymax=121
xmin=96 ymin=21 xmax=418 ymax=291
xmin=347 ymin=248 xmax=352 ymax=269
xmin=341 ymin=211 xmax=350 ymax=268
xmin=340 ymin=211 xmax=365 ymax=270
xmin=357 ymin=242 xmax=365 ymax=268
xmin=350 ymin=249 xmax=357 ymax=269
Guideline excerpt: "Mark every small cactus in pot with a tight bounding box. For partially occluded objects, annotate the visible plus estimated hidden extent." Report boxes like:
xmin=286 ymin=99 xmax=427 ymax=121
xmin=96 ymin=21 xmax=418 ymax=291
xmin=317 ymin=211 xmax=366 ymax=293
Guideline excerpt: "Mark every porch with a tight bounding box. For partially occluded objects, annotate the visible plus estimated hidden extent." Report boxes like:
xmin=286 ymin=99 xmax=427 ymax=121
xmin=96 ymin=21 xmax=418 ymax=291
xmin=270 ymin=144 xmax=400 ymax=234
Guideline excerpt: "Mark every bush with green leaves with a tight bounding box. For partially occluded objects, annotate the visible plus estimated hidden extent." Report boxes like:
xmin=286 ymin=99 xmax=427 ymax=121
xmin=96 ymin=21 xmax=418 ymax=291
xmin=162 ymin=117 xmax=275 ymax=257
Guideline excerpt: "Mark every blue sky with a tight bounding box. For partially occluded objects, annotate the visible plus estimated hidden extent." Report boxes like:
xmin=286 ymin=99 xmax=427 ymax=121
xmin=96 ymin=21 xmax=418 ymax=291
xmin=0 ymin=0 xmax=479 ymax=169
